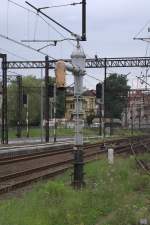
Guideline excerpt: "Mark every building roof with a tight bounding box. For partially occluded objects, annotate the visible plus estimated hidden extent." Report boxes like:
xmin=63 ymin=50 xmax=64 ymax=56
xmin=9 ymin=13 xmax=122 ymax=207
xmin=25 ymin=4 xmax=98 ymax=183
xmin=83 ymin=89 xmax=96 ymax=96
xmin=66 ymin=87 xmax=96 ymax=97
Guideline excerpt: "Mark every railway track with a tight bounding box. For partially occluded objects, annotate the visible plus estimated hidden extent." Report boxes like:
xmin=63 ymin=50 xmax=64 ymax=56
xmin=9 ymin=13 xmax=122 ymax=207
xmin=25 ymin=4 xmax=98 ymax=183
xmin=0 ymin=136 xmax=149 ymax=195
xmin=130 ymin=141 xmax=150 ymax=175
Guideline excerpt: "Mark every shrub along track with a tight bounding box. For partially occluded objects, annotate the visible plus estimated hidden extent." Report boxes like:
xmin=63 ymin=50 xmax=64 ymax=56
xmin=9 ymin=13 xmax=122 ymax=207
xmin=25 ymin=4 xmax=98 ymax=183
xmin=0 ymin=135 xmax=149 ymax=195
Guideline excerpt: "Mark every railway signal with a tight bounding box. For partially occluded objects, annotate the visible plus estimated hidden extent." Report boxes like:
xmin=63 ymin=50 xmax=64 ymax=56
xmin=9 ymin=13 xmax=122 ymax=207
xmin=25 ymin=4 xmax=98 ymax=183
xmin=54 ymin=41 xmax=86 ymax=188
xmin=96 ymin=82 xmax=102 ymax=99
xmin=23 ymin=93 xmax=27 ymax=105
xmin=55 ymin=61 xmax=66 ymax=89
xmin=48 ymin=84 xmax=54 ymax=98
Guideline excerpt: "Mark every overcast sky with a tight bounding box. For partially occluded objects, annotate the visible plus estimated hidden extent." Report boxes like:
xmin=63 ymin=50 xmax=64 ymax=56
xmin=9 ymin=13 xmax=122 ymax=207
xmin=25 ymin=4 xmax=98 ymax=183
xmin=0 ymin=0 xmax=150 ymax=88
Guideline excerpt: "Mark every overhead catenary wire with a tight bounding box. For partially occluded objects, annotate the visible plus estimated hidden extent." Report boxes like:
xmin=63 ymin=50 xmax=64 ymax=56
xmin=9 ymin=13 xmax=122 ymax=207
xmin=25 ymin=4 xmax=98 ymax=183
xmin=37 ymin=42 xmax=56 ymax=51
xmin=0 ymin=47 xmax=28 ymax=60
xmin=0 ymin=33 xmax=56 ymax=59
xmin=134 ymin=25 xmax=150 ymax=88
xmin=38 ymin=15 xmax=75 ymax=47
xmin=7 ymin=70 xmax=24 ymax=76
xmin=133 ymin=19 xmax=150 ymax=39
xmin=25 ymin=1 xmax=78 ymax=39
xmin=27 ymin=9 xmax=30 ymax=45
xmin=8 ymin=0 xmax=75 ymax=47
xmin=8 ymin=0 xmax=36 ymax=15
xmin=34 ymin=12 xmax=39 ymax=40
xmin=86 ymin=73 xmax=103 ymax=83
xmin=136 ymin=76 xmax=150 ymax=87
xmin=39 ymin=2 xmax=82 ymax=10
xmin=6 ymin=0 xmax=10 ymax=37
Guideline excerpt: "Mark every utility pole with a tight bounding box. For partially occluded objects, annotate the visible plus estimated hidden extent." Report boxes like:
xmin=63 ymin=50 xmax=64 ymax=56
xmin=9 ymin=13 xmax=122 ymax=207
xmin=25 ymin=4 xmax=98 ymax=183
xmin=124 ymin=95 xmax=128 ymax=128
xmin=16 ymin=75 xmax=23 ymax=138
xmin=1 ymin=54 xmax=8 ymax=144
xmin=138 ymin=107 xmax=141 ymax=130
xmin=71 ymin=40 xmax=86 ymax=189
xmin=101 ymin=82 xmax=105 ymax=139
xmin=131 ymin=106 xmax=133 ymax=136
xmin=40 ymin=69 xmax=44 ymax=142
xmin=45 ymin=55 xmax=49 ymax=142
xmin=26 ymin=94 xmax=29 ymax=138
xmin=53 ymin=83 xmax=57 ymax=143
xmin=103 ymin=58 xmax=107 ymax=138
xmin=82 ymin=0 xmax=86 ymax=41
xmin=99 ymin=102 xmax=101 ymax=136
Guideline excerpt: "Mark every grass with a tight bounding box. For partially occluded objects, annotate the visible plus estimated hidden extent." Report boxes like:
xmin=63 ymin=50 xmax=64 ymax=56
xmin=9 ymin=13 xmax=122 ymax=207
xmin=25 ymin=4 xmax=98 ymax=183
xmin=8 ymin=127 xmax=100 ymax=139
xmin=8 ymin=126 xmax=147 ymax=140
xmin=113 ymin=128 xmax=145 ymax=137
xmin=0 ymin=154 xmax=149 ymax=225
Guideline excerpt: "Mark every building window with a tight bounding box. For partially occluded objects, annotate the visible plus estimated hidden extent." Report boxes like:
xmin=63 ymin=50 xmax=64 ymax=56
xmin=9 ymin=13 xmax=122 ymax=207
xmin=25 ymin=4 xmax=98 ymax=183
xmin=70 ymin=103 xmax=74 ymax=109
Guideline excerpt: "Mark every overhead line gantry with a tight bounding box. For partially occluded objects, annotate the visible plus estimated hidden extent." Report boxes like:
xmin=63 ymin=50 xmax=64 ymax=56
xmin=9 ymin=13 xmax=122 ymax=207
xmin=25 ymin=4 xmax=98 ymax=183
xmin=7 ymin=57 xmax=150 ymax=69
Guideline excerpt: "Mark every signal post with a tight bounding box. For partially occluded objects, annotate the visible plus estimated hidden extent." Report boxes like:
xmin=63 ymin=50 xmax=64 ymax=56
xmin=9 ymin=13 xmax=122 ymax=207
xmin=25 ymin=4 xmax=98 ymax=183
xmin=71 ymin=41 xmax=86 ymax=189
xmin=55 ymin=41 xmax=86 ymax=188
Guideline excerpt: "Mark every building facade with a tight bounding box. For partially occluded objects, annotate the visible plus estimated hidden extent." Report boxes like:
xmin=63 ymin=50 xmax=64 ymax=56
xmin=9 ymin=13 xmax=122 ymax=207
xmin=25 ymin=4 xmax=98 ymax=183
xmin=122 ymin=90 xmax=150 ymax=129
xmin=65 ymin=87 xmax=97 ymax=121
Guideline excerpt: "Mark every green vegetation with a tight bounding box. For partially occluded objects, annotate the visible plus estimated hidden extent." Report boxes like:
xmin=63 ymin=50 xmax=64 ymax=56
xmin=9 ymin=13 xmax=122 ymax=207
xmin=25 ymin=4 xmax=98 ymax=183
xmin=8 ymin=75 xmax=66 ymax=126
xmin=8 ymin=125 xmax=147 ymax=142
xmin=7 ymin=73 xmax=131 ymax=128
xmin=0 ymin=155 xmax=149 ymax=225
xmin=8 ymin=76 xmax=42 ymax=126
xmin=105 ymin=73 xmax=130 ymax=119
xmin=8 ymin=127 xmax=100 ymax=139
xmin=112 ymin=128 xmax=145 ymax=137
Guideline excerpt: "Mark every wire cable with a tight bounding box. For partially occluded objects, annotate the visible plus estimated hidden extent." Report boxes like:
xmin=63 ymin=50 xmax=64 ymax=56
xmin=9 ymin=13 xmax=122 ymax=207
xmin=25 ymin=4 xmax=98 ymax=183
xmin=41 ymin=2 xmax=82 ymax=10
xmin=6 ymin=0 xmax=10 ymax=37
xmin=0 ymin=47 xmax=28 ymax=60
xmin=27 ymin=9 xmax=30 ymax=46
xmin=133 ymin=19 xmax=150 ymax=38
xmin=0 ymin=33 xmax=56 ymax=59
xmin=7 ymin=70 xmax=23 ymax=76
xmin=86 ymin=73 xmax=103 ymax=83
xmin=34 ymin=13 xmax=39 ymax=40
xmin=8 ymin=0 xmax=36 ymax=15
xmin=37 ymin=15 xmax=75 ymax=47
xmin=8 ymin=0 xmax=75 ymax=47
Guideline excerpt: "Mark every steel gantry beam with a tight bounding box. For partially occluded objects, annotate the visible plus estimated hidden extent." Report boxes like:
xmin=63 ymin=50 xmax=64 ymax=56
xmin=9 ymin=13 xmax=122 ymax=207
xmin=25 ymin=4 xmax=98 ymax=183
xmin=6 ymin=57 xmax=150 ymax=69
xmin=1 ymin=55 xmax=150 ymax=145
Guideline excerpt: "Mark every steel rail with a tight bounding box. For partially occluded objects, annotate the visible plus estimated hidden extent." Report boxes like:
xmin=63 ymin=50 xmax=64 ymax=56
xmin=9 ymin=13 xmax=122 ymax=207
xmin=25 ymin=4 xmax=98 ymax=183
xmin=0 ymin=138 xmax=149 ymax=194
xmin=0 ymin=136 xmax=149 ymax=163
xmin=130 ymin=142 xmax=150 ymax=175
xmin=0 ymin=147 xmax=103 ymax=194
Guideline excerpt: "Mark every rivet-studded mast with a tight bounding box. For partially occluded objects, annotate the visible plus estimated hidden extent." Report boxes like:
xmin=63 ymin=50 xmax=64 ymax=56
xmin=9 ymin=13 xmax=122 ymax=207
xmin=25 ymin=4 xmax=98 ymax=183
xmin=71 ymin=41 xmax=86 ymax=188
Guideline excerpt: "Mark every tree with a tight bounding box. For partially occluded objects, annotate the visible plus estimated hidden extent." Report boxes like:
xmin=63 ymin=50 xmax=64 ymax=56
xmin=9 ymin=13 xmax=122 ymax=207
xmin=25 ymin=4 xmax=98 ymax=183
xmin=7 ymin=75 xmax=66 ymax=126
xmin=7 ymin=75 xmax=42 ymax=126
xmin=22 ymin=76 xmax=42 ymax=126
xmin=105 ymin=73 xmax=130 ymax=119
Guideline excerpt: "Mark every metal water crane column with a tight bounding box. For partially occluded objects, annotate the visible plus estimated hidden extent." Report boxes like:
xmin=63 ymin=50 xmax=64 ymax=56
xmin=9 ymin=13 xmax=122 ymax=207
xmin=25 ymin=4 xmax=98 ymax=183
xmin=71 ymin=41 xmax=86 ymax=188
